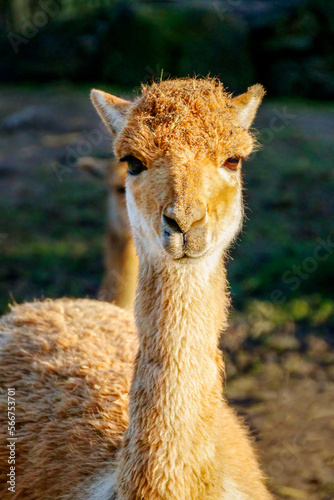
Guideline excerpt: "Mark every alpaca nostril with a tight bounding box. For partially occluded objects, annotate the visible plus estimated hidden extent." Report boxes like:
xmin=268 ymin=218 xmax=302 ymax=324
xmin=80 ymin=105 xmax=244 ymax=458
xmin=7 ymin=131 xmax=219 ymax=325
xmin=163 ymin=214 xmax=183 ymax=234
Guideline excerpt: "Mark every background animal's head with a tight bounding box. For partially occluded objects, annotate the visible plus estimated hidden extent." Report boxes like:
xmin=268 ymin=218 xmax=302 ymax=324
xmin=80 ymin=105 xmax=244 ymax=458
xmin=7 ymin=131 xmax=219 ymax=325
xmin=91 ymin=78 xmax=264 ymax=264
xmin=76 ymin=155 xmax=130 ymax=241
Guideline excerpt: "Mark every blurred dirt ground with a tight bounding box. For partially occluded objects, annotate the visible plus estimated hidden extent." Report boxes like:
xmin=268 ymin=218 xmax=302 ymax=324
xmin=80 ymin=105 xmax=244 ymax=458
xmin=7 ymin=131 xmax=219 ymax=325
xmin=0 ymin=85 xmax=333 ymax=499
xmin=222 ymin=317 xmax=334 ymax=499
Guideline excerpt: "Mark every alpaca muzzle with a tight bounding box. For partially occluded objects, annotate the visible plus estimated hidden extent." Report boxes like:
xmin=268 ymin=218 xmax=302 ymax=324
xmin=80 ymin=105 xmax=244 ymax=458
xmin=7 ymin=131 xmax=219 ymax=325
xmin=161 ymin=203 xmax=210 ymax=259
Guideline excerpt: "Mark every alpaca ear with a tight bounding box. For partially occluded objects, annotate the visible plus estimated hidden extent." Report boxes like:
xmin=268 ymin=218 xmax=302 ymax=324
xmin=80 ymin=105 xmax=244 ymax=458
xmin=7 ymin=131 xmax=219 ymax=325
xmin=76 ymin=156 xmax=109 ymax=180
xmin=231 ymin=84 xmax=265 ymax=130
xmin=90 ymin=89 xmax=132 ymax=135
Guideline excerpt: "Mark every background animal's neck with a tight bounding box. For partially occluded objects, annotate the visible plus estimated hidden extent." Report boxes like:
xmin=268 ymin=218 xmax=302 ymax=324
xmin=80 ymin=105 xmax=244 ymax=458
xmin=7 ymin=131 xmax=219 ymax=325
xmin=101 ymin=233 xmax=138 ymax=310
xmin=116 ymin=253 xmax=229 ymax=499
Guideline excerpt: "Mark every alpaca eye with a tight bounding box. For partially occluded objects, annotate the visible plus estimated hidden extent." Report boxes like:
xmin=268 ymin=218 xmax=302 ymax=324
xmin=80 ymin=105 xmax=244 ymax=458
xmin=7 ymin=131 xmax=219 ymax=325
xmin=120 ymin=155 xmax=147 ymax=176
xmin=223 ymin=156 xmax=240 ymax=171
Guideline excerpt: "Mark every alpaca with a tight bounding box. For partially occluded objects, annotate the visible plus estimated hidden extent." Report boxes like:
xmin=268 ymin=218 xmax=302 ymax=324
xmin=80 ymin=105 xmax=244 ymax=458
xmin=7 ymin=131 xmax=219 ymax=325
xmin=0 ymin=77 xmax=272 ymax=499
xmin=77 ymin=155 xmax=138 ymax=309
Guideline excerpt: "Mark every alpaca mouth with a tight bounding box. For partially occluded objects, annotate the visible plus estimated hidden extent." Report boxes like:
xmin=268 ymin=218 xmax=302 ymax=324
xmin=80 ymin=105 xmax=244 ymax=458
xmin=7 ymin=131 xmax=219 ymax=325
xmin=177 ymin=251 xmax=209 ymax=261
xmin=161 ymin=227 xmax=211 ymax=260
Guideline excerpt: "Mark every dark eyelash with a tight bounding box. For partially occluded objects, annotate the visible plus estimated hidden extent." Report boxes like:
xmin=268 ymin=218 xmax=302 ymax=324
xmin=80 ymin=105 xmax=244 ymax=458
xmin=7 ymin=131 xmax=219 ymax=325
xmin=119 ymin=155 xmax=133 ymax=163
xmin=120 ymin=155 xmax=147 ymax=176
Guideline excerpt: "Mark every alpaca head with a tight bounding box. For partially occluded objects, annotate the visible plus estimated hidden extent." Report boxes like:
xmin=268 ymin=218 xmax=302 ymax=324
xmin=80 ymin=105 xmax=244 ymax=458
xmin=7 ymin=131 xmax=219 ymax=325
xmin=91 ymin=78 xmax=264 ymax=264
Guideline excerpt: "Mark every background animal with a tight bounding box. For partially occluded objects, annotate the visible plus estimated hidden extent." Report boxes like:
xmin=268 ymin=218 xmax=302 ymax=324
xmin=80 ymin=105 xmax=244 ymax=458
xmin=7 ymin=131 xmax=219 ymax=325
xmin=77 ymin=156 xmax=138 ymax=310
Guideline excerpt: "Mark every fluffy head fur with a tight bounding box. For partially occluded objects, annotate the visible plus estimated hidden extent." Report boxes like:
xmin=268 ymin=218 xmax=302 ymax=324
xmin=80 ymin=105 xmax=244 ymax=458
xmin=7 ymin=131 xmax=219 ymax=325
xmin=118 ymin=78 xmax=257 ymax=159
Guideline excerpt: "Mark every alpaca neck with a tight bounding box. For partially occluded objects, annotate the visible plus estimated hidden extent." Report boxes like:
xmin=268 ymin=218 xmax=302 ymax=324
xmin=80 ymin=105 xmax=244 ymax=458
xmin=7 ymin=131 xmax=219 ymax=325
xmin=116 ymin=252 xmax=229 ymax=500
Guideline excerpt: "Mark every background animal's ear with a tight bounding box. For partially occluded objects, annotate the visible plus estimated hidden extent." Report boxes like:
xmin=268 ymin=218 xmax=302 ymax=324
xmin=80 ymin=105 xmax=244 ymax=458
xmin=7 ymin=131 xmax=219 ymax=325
xmin=231 ymin=84 xmax=265 ymax=130
xmin=90 ymin=89 xmax=132 ymax=135
xmin=76 ymin=156 xmax=109 ymax=180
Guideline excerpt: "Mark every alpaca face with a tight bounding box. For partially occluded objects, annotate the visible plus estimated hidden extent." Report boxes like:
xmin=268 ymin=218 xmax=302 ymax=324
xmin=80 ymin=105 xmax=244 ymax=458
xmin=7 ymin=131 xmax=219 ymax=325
xmin=121 ymin=148 xmax=244 ymax=261
xmin=91 ymin=78 xmax=265 ymax=262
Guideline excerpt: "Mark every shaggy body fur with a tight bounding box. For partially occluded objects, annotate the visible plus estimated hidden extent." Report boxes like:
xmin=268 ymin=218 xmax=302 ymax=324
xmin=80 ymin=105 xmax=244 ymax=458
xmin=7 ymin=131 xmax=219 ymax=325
xmin=0 ymin=299 xmax=137 ymax=499
xmin=0 ymin=78 xmax=272 ymax=499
